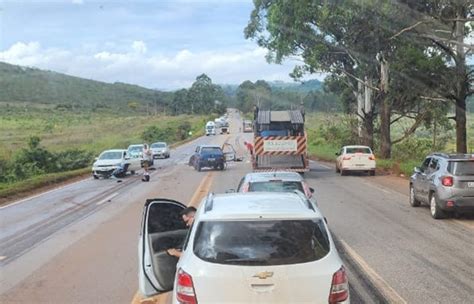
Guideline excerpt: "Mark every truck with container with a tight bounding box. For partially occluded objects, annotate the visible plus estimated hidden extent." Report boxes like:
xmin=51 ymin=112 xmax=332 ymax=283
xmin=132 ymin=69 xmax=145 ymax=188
xmin=252 ymin=109 xmax=309 ymax=173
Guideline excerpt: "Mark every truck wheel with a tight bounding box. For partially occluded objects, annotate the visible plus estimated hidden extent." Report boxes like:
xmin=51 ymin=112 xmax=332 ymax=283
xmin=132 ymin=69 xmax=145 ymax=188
xmin=409 ymin=185 xmax=420 ymax=207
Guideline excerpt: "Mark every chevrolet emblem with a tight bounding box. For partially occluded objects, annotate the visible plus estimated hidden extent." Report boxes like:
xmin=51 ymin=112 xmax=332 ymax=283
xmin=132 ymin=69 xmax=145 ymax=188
xmin=253 ymin=271 xmax=274 ymax=279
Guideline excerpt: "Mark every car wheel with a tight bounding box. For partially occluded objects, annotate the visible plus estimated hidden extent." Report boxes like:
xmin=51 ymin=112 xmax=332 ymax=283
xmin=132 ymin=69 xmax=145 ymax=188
xmin=130 ymin=170 xmax=136 ymax=175
xmin=335 ymin=165 xmax=340 ymax=173
xmin=409 ymin=185 xmax=420 ymax=207
xmin=93 ymin=174 xmax=99 ymax=180
xmin=430 ymin=194 xmax=445 ymax=219
xmin=219 ymin=163 xmax=224 ymax=170
xmin=369 ymin=170 xmax=375 ymax=176
xmin=340 ymin=169 xmax=347 ymax=176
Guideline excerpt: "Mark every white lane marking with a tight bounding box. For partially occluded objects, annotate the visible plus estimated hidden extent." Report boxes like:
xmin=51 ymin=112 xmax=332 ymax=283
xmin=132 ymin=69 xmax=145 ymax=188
xmin=96 ymin=192 xmax=119 ymax=206
xmin=0 ymin=256 xmax=7 ymax=261
xmin=339 ymin=239 xmax=407 ymax=304
xmin=0 ymin=179 xmax=89 ymax=210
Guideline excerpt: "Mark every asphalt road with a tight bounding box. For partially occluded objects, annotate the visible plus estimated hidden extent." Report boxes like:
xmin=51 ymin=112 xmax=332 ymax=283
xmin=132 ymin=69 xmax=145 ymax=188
xmin=1 ymin=113 xmax=473 ymax=303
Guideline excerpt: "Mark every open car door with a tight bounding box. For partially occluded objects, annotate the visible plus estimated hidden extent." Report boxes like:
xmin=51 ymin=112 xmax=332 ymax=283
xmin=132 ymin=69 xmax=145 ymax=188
xmin=138 ymin=199 xmax=187 ymax=297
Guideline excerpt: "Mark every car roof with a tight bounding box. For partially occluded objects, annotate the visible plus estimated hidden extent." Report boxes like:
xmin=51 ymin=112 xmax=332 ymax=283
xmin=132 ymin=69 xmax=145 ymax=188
xmin=343 ymin=145 xmax=371 ymax=149
xmin=244 ymin=171 xmax=304 ymax=183
xmin=151 ymin=142 xmax=167 ymax=145
xmin=101 ymin=149 xmax=126 ymax=153
xmin=199 ymin=145 xmax=221 ymax=149
xmin=198 ymin=192 xmax=321 ymax=221
xmin=128 ymin=144 xmax=144 ymax=148
xmin=430 ymin=153 xmax=474 ymax=161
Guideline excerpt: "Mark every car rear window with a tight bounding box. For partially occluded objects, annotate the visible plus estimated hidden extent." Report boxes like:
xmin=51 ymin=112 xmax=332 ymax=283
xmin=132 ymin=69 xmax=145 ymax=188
xmin=193 ymin=219 xmax=330 ymax=266
xmin=249 ymin=181 xmax=304 ymax=193
xmin=151 ymin=143 xmax=166 ymax=148
xmin=346 ymin=147 xmax=372 ymax=154
xmin=201 ymin=147 xmax=222 ymax=153
xmin=448 ymin=161 xmax=474 ymax=176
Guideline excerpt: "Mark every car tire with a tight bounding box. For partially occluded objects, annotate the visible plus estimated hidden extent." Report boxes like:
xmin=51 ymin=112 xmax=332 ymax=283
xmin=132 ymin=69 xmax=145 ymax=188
xmin=409 ymin=185 xmax=420 ymax=207
xmin=219 ymin=163 xmax=224 ymax=171
xmin=430 ymin=193 xmax=445 ymax=219
xmin=93 ymin=174 xmax=99 ymax=180
xmin=369 ymin=170 xmax=375 ymax=176
xmin=130 ymin=170 xmax=136 ymax=175
xmin=340 ymin=169 xmax=347 ymax=176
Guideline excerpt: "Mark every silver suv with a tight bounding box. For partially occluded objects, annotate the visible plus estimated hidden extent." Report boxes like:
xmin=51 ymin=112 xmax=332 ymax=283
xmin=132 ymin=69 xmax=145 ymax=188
xmin=409 ymin=153 xmax=474 ymax=219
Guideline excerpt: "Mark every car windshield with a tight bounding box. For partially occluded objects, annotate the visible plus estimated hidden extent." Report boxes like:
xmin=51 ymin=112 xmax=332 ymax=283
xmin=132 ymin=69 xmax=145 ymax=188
xmin=249 ymin=181 xmax=304 ymax=193
xmin=346 ymin=147 xmax=372 ymax=154
xmin=193 ymin=219 xmax=330 ymax=266
xmin=99 ymin=151 xmax=122 ymax=160
xmin=201 ymin=147 xmax=221 ymax=153
xmin=128 ymin=146 xmax=142 ymax=152
xmin=448 ymin=161 xmax=474 ymax=176
xmin=151 ymin=143 xmax=166 ymax=148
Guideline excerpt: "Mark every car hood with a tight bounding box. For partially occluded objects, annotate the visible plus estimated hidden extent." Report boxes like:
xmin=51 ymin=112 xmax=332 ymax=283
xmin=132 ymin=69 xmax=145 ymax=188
xmin=94 ymin=159 xmax=122 ymax=166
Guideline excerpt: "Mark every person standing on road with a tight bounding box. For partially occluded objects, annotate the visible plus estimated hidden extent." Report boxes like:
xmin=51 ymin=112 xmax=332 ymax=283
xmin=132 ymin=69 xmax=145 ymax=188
xmin=244 ymin=141 xmax=254 ymax=157
xmin=167 ymin=207 xmax=197 ymax=258
xmin=142 ymin=143 xmax=152 ymax=182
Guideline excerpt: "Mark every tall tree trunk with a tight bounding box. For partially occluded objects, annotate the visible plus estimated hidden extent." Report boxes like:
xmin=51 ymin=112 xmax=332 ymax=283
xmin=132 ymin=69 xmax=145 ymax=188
xmin=454 ymin=5 xmax=467 ymax=153
xmin=379 ymin=54 xmax=391 ymax=158
xmin=357 ymin=82 xmax=364 ymax=139
xmin=364 ymin=77 xmax=374 ymax=149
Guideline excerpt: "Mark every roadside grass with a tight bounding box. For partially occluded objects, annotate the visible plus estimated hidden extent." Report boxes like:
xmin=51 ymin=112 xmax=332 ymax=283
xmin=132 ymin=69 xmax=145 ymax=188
xmin=305 ymin=112 xmax=473 ymax=177
xmin=0 ymin=105 xmax=210 ymax=199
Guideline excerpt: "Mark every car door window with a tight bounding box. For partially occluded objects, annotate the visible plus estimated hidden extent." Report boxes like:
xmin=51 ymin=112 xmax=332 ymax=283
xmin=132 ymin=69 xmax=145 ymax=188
xmin=420 ymin=157 xmax=431 ymax=173
xmin=428 ymin=158 xmax=439 ymax=173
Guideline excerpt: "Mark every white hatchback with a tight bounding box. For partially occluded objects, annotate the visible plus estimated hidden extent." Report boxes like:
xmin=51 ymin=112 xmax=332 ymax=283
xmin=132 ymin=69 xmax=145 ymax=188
xmin=336 ymin=145 xmax=376 ymax=176
xmin=138 ymin=193 xmax=350 ymax=304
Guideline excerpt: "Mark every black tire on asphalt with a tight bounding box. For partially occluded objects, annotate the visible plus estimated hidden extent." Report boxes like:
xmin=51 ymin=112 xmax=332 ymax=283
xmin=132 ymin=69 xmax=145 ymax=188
xmin=130 ymin=170 xmax=136 ymax=175
xmin=409 ymin=185 xmax=421 ymax=207
xmin=430 ymin=193 xmax=445 ymax=219
xmin=340 ymin=170 xmax=347 ymax=176
xmin=369 ymin=170 xmax=375 ymax=176
xmin=93 ymin=174 xmax=99 ymax=180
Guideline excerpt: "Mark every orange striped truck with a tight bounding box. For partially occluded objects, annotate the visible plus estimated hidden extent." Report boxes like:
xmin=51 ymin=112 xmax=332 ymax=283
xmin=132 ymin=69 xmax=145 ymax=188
xmin=252 ymin=109 xmax=309 ymax=173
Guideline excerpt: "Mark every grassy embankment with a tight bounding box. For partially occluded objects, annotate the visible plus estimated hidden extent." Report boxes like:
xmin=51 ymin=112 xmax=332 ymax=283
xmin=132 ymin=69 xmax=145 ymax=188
xmin=0 ymin=105 xmax=209 ymax=199
xmin=306 ymin=112 xmax=473 ymax=177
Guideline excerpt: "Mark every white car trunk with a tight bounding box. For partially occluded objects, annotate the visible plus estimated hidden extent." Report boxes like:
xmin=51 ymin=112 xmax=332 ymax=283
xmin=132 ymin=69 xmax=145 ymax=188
xmin=179 ymin=254 xmax=339 ymax=304
xmin=342 ymin=153 xmax=375 ymax=169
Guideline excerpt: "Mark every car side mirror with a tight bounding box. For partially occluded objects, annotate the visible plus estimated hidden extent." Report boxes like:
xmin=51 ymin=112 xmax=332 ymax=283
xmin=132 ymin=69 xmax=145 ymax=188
xmin=414 ymin=167 xmax=421 ymax=174
xmin=309 ymin=187 xmax=315 ymax=194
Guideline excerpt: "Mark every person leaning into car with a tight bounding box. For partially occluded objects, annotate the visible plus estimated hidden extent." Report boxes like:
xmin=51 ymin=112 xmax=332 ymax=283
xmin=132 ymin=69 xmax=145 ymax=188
xmin=167 ymin=207 xmax=196 ymax=258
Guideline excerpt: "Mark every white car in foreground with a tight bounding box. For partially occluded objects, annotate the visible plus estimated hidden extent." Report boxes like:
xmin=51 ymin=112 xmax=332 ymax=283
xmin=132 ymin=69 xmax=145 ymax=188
xmin=92 ymin=149 xmax=141 ymax=178
xmin=138 ymin=193 xmax=349 ymax=303
xmin=336 ymin=145 xmax=376 ymax=176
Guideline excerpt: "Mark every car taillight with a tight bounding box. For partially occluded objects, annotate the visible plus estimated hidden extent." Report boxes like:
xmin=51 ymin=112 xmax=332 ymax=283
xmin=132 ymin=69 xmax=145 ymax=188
xmin=176 ymin=268 xmax=197 ymax=304
xmin=369 ymin=155 xmax=376 ymax=160
xmin=342 ymin=156 xmax=351 ymax=160
xmin=441 ymin=176 xmax=453 ymax=187
xmin=328 ymin=267 xmax=349 ymax=304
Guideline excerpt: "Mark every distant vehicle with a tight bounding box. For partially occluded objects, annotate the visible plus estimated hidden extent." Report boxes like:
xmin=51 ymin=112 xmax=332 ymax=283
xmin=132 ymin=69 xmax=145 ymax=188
xmin=188 ymin=145 xmax=225 ymax=171
xmin=138 ymin=193 xmax=349 ymax=303
xmin=92 ymin=149 xmax=141 ymax=178
xmin=127 ymin=144 xmax=153 ymax=167
xmin=253 ymin=109 xmax=309 ymax=172
xmin=205 ymin=121 xmax=216 ymax=136
xmin=410 ymin=153 xmax=474 ymax=219
xmin=242 ymin=120 xmax=253 ymax=132
xmin=236 ymin=171 xmax=315 ymax=199
xmin=150 ymin=142 xmax=170 ymax=159
xmin=335 ymin=145 xmax=376 ymax=176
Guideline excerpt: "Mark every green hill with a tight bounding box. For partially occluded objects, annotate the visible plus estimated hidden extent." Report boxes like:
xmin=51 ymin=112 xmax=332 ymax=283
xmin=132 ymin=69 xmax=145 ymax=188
xmin=0 ymin=62 xmax=169 ymax=110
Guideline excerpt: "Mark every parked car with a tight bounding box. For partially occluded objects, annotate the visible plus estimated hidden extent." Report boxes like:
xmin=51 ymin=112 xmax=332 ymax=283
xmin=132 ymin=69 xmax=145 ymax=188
xmin=151 ymin=142 xmax=170 ymax=159
xmin=127 ymin=144 xmax=153 ymax=167
xmin=236 ymin=171 xmax=315 ymax=199
xmin=410 ymin=153 xmax=474 ymax=219
xmin=138 ymin=192 xmax=349 ymax=303
xmin=92 ymin=149 xmax=141 ymax=178
xmin=336 ymin=145 xmax=376 ymax=176
xmin=188 ymin=145 xmax=225 ymax=171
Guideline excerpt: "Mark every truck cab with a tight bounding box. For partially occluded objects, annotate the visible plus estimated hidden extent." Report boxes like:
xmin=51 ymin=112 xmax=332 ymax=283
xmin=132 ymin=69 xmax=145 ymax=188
xmin=205 ymin=121 xmax=216 ymax=136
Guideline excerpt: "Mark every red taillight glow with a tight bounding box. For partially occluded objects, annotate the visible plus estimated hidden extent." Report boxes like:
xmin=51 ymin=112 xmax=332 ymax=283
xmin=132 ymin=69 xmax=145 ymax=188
xmin=441 ymin=176 xmax=453 ymax=187
xmin=369 ymin=155 xmax=376 ymax=160
xmin=329 ymin=267 xmax=349 ymax=304
xmin=176 ymin=269 xmax=197 ymax=304
xmin=342 ymin=156 xmax=352 ymax=160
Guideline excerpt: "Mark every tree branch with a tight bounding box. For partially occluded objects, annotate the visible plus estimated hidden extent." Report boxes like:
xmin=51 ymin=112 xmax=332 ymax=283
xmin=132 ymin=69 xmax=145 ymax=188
xmin=392 ymin=111 xmax=429 ymax=144
xmin=339 ymin=69 xmax=381 ymax=92
xmin=390 ymin=20 xmax=428 ymax=40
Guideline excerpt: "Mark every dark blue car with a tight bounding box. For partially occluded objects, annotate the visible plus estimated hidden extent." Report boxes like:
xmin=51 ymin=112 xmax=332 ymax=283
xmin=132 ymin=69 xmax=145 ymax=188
xmin=189 ymin=145 xmax=225 ymax=171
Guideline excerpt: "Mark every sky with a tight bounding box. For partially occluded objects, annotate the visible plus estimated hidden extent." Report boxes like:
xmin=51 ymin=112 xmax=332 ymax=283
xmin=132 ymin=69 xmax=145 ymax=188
xmin=0 ymin=0 xmax=320 ymax=90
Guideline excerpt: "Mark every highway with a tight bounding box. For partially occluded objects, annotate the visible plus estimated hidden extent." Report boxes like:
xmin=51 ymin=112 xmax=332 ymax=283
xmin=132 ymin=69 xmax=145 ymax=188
xmin=1 ymin=113 xmax=473 ymax=304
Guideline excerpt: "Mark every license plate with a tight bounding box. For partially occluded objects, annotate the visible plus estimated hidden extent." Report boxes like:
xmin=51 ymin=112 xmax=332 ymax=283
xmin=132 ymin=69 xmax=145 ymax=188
xmin=208 ymin=158 xmax=215 ymax=161
xmin=468 ymin=182 xmax=474 ymax=188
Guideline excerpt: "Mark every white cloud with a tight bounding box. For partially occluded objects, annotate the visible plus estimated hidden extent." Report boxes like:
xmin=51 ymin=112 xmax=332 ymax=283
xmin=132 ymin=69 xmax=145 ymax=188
xmin=0 ymin=41 xmax=323 ymax=89
xmin=71 ymin=0 xmax=84 ymax=4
